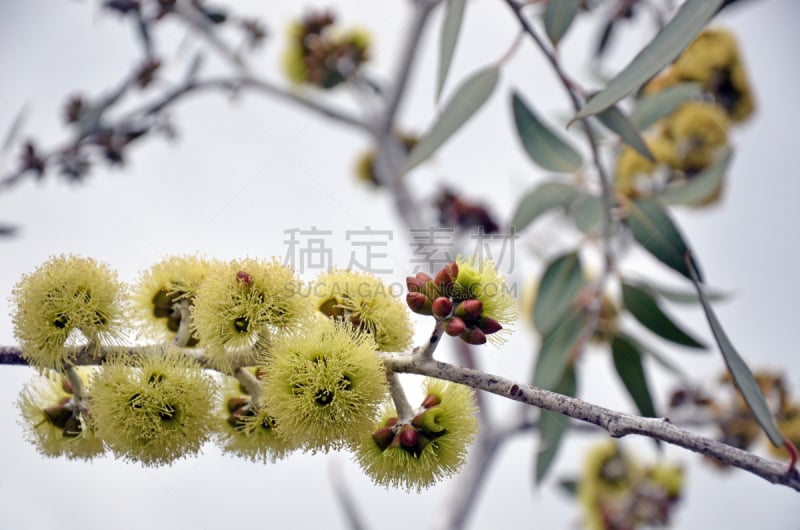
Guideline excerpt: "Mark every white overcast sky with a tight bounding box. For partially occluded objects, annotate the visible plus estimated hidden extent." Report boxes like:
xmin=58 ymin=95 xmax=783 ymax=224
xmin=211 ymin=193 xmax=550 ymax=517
xmin=0 ymin=1 xmax=799 ymax=529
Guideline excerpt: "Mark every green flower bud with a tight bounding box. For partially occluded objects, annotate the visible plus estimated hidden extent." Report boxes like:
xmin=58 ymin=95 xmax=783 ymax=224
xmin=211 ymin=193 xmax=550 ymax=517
xmin=261 ymin=319 xmax=388 ymax=452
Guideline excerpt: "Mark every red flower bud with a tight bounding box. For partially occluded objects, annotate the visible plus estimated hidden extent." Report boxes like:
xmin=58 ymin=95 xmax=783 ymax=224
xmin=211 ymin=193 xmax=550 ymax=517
xmin=398 ymin=425 xmax=419 ymax=448
xmin=454 ymin=299 xmax=483 ymax=320
xmin=420 ymin=392 xmax=442 ymax=409
xmin=236 ymin=270 xmax=253 ymax=286
xmin=460 ymin=327 xmax=487 ymax=345
xmin=406 ymin=292 xmax=432 ymax=315
xmin=479 ymin=317 xmax=503 ymax=335
xmin=431 ymin=297 xmax=453 ymax=319
xmin=445 ymin=316 xmax=467 ymax=336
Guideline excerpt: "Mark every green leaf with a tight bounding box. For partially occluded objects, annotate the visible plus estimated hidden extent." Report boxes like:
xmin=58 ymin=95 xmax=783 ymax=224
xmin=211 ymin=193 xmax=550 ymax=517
xmin=686 ymin=257 xmax=785 ymax=447
xmin=403 ymin=65 xmax=499 ymax=174
xmin=436 ymin=0 xmax=467 ymax=101
xmin=622 ymin=282 xmax=705 ymax=349
xmin=558 ymin=479 xmax=579 ymax=497
xmin=596 ymin=104 xmax=654 ymax=161
xmin=512 ymin=92 xmax=583 ymax=173
xmin=631 ymin=82 xmax=702 ymax=130
xmin=511 ymin=182 xmax=580 ymax=231
xmin=627 ymin=199 xmax=702 ymax=281
xmin=533 ymin=311 xmax=585 ymax=391
xmin=625 ymin=278 xmax=728 ymax=305
xmin=568 ymin=192 xmax=603 ymax=234
xmin=533 ymin=252 xmax=586 ymax=336
xmin=659 ymin=148 xmax=732 ymax=206
xmin=536 ymin=366 xmax=577 ymax=483
xmin=573 ymin=0 xmax=725 ymax=120
xmin=612 ymin=334 xmax=658 ymax=418
xmin=544 ymin=0 xmax=581 ymax=46
xmin=619 ymin=331 xmax=688 ymax=380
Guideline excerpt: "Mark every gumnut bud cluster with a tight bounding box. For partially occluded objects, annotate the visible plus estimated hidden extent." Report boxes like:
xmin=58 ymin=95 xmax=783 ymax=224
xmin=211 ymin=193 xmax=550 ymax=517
xmin=406 ymin=259 xmax=515 ymax=345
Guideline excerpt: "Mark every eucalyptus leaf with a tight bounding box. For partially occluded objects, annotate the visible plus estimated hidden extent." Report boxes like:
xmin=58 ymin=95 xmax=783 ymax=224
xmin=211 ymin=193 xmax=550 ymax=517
xmin=574 ymin=0 xmax=725 ymax=119
xmin=612 ymin=334 xmax=658 ymax=418
xmin=512 ymin=182 xmax=580 ymax=231
xmin=404 ymin=65 xmax=499 ymax=174
xmin=544 ymin=0 xmax=581 ymax=46
xmin=625 ymin=278 xmax=728 ymax=305
xmin=533 ymin=252 xmax=587 ymax=336
xmin=627 ymin=199 xmax=701 ymax=281
xmin=533 ymin=311 xmax=585 ymax=391
xmin=512 ymin=92 xmax=583 ymax=173
xmin=568 ymin=193 xmax=603 ymax=234
xmin=660 ymin=148 xmax=732 ymax=206
xmin=622 ymin=282 xmax=705 ymax=349
xmin=436 ymin=0 xmax=467 ymax=101
xmin=619 ymin=331 xmax=688 ymax=380
xmin=687 ymin=257 xmax=785 ymax=447
xmin=631 ymin=82 xmax=702 ymax=130
xmin=536 ymin=366 xmax=577 ymax=484
xmin=596 ymin=104 xmax=654 ymax=160
xmin=558 ymin=479 xmax=579 ymax=497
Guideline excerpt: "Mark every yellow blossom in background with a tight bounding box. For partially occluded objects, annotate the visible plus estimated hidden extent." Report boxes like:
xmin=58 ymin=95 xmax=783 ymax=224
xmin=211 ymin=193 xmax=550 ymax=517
xmin=11 ymin=255 xmax=127 ymax=371
xmin=614 ymin=136 xmax=680 ymax=198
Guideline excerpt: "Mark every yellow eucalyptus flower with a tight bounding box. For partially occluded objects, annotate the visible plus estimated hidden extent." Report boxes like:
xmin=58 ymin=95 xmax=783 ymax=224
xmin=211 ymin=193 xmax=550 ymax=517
xmin=131 ymin=255 xmax=214 ymax=345
xmin=313 ymin=269 xmax=413 ymax=352
xmin=614 ymin=136 xmax=680 ymax=198
xmin=17 ymin=368 xmax=104 ymax=460
xmin=216 ymin=372 xmax=297 ymax=463
xmin=11 ymin=255 xmax=126 ymax=371
xmin=261 ymin=319 xmax=387 ymax=452
xmin=191 ymin=258 xmax=312 ymax=370
xmin=451 ymin=256 xmax=518 ymax=344
xmin=355 ymin=379 xmax=479 ymax=491
xmin=90 ymin=347 xmax=215 ymax=467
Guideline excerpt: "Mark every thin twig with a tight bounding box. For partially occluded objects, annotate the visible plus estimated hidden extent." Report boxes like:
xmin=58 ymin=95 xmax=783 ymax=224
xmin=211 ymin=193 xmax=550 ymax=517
xmin=381 ymin=352 xmax=800 ymax=492
xmin=233 ymin=367 xmax=262 ymax=407
xmin=388 ymin=372 xmax=414 ymax=420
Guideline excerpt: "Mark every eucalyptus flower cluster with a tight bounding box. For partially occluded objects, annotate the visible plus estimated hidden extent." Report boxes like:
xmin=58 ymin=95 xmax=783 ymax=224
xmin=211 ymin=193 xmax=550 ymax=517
xmin=615 ymin=27 xmax=754 ymax=206
xmin=11 ymin=254 xmax=499 ymax=488
xmin=577 ymin=442 xmax=684 ymax=530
